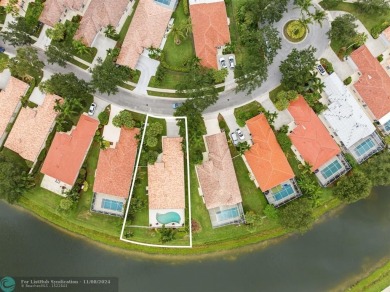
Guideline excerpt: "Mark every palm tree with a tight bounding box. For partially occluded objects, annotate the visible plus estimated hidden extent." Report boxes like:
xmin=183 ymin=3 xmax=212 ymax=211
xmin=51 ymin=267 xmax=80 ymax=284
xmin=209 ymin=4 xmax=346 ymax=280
xmin=311 ymin=9 xmax=326 ymax=27
xmin=72 ymin=40 xmax=89 ymax=55
xmin=299 ymin=16 xmax=313 ymax=29
xmin=347 ymin=33 xmax=368 ymax=50
xmin=170 ymin=26 xmax=185 ymax=45
xmin=179 ymin=19 xmax=192 ymax=37
xmin=104 ymin=25 xmax=117 ymax=38
xmin=295 ymin=0 xmax=313 ymax=15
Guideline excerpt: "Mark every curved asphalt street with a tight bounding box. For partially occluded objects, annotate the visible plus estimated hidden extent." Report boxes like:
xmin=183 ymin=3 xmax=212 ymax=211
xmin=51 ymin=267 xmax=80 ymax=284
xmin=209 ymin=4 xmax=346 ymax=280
xmin=0 ymin=1 xmax=330 ymax=117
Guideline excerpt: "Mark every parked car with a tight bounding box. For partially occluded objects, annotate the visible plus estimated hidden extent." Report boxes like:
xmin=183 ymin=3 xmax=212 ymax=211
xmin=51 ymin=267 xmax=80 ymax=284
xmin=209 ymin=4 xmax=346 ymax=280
xmin=219 ymin=57 xmax=227 ymax=69
xmin=236 ymin=128 xmax=245 ymax=140
xmin=231 ymin=132 xmax=239 ymax=145
xmin=228 ymin=56 xmax=235 ymax=69
xmin=316 ymin=64 xmax=326 ymax=76
xmin=88 ymin=102 xmax=97 ymax=116
xmin=172 ymin=102 xmax=182 ymax=109
xmin=0 ymin=47 xmax=5 ymax=53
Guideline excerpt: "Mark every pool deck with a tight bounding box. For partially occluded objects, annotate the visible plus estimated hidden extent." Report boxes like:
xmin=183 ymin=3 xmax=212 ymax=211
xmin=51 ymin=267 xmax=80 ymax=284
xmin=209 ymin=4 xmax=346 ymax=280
xmin=91 ymin=193 xmax=126 ymax=217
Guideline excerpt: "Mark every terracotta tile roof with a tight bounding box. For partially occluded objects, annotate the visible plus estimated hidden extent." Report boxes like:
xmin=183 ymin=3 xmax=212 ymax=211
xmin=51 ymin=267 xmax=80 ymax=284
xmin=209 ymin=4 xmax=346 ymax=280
xmin=41 ymin=114 xmax=99 ymax=185
xmin=288 ymin=96 xmax=341 ymax=171
xmin=244 ymin=114 xmax=295 ymax=192
xmin=39 ymin=0 xmax=86 ymax=27
xmin=189 ymin=1 xmax=230 ymax=69
xmin=383 ymin=26 xmax=390 ymax=41
xmin=93 ymin=127 xmax=139 ymax=198
xmin=148 ymin=137 xmax=185 ymax=210
xmin=5 ymin=94 xmax=59 ymax=162
xmin=116 ymin=0 xmax=174 ymax=69
xmin=350 ymin=45 xmax=390 ymax=120
xmin=0 ymin=77 xmax=29 ymax=137
xmin=196 ymin=132 xmax=241 ymax=209
xmin=74 ymin=0 xmax=128 ymax=46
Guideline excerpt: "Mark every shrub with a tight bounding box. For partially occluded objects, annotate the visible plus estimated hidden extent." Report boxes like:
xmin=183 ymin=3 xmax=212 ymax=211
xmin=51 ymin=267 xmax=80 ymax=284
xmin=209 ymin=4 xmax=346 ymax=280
xmin=377 ymin=54 xmax=384 ymax=62
xmin=182 ymin=0 xmax=189 ymax=15
xmin=98 ymin=110 xmax=109 ymax=125
xmin=59 ymin=198 xmax=74 ymax=212
xmin=159 ymin=225 xmax=176 ymax=243
xmin=112 ymin=110 xmax=135 ymax=129
xmin=334 ymin=171 xmax=372 ymax=203
xmin=343 ymin=76 xmax=352 ymax=85
xmin=320 ymin=58 xmax=334 ymax=74
xmin=285 ymin=20 xmax=306 ymax=40
xmin=371 ymin=21 xmax=390 ymax=39
xmin=275 ymin=130 xmax=292 ymax=153
xmin=279 ymin=198 xmax=314 ymax=232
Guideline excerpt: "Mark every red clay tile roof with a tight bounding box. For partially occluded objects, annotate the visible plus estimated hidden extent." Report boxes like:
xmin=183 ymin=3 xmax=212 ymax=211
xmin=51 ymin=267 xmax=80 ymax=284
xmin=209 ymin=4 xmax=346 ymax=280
xmin=74 ymin=0 xmax=128 ymax=46
xmin=148 ymin=137 xmax=185 ymax=210
xmin=41 ymin=114 xmax=99 ymax=185
xmin=0 ymin=77 xmax=29 ymax=137
xmin=39 ymin=0 xmax=86 ymax=27
xmin=116 ymin=0 xmax=173 ymax=69
xmin=244 ymin=114 xmax=295 ymax=192
xmin=93 ymin=127 xmax=139 ymax=198
xmin=5 ymin=94 xmax=59 ymax=162
xmin=350 ymin=45 xmax=390 ymax=120
xmin=189 ymin=1 xmax=230 ymax=69
xmin=196 ymin=132 xmax=242 ymax=209
xmin=288 ymin=96 xmax=341 ymax=171
xmin=383 ymin=26 xmax=390 ymax=41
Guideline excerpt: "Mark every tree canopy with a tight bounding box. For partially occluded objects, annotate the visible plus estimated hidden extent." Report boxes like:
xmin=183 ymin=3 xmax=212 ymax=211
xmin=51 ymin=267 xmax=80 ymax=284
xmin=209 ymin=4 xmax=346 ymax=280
xmin=9 ymin=46 xmax=44 ymax=80
xmin=279 ymin=46 xmax=317 ymax=92
xmin=327 ymin=14 xmax=358 ymax=47
xmin=112 ymin=110 xmax=135 ymax=129
xmin=1 ymin=17 xmax=34 ymax=47
xmin=357 ymin=0 xmax=390 ymax=14
xmin=45 ymin=42 xmax=73 ymax=67
xmin=0 ymin=153 xmax=34 ymax=203
xmin=361 ymin=152 xmax=390 ymax=186
xmin=334 ymin=171 xmax=372 ymax=203
xmin=279 ymin=198 xmax=314 ymax=232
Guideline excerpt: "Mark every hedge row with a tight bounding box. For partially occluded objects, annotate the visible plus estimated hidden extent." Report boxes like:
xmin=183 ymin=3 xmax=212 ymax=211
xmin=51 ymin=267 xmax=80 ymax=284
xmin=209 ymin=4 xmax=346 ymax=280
xmin=182 ymin=0 xmax=189 ymax=16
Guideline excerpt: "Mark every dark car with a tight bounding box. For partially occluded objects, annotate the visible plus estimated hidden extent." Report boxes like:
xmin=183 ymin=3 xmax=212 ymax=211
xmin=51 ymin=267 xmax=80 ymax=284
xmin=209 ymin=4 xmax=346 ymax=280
xmin=0 ymin=47 xmax=5 ymax=53
xmin=172 ymin=102 xmax=182 ymax=109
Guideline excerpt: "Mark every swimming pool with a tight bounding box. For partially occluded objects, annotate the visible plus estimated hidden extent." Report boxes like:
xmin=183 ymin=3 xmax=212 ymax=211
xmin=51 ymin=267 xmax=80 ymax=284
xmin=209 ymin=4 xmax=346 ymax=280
xmin=216 ymin=207 xmax=240 ymax=222
xmin=156 ymin=212 xmax=181 ymax=224
xmin=354 ymin=138 xmax=375 ymax=157
xmin=101 ymin=199 xmax=123 ymax=212
xmin=272 ymin=184 xmax=295 ymax=201
xmin=321 ymin=160 xmax=342 ymax=179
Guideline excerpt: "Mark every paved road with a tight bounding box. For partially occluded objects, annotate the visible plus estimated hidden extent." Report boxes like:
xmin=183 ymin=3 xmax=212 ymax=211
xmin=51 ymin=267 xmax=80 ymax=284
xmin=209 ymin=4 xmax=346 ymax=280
xmin=0 ymin=1 xmax=330 ymax=117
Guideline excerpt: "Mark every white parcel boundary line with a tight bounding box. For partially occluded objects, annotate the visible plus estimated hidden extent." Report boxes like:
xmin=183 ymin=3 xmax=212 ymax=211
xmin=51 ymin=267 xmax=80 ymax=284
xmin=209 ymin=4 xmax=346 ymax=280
xmin=119 ymin=114 xmax=192 ymax=248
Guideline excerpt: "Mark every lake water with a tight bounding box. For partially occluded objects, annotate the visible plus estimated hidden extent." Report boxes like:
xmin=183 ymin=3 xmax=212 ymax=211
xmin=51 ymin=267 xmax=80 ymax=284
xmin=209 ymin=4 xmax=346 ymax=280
xmin=1 ymin=187 xmax=390 ymax=292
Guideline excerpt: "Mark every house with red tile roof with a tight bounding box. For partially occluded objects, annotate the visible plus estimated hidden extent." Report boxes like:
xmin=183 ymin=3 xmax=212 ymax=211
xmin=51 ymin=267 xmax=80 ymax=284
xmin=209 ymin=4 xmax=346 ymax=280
xmin=350 ymin=45 xmax=390 ymax=134
xmin=74 ymin=0 xmax=129 ymax=46
xmin=189 ymin=0 xmax=230 ymax=69
xmin=0 ymin=77 xmax=29 ymax=141
xmin=116 ymin=0 xmax=176 ymax=69
xmin=40 ymin=114 xmax=99 ymax=195
xmin=244 ymin=114 xmax=301 ymax=207
xmin=196 ymin=132 xmax=244 ymax=228
xmin=91 ymin=127 xmax=140 ymax=216
xmin=148 ymin=136 xmax=185 ymax=227
xmin=39 ymin=0 xmax=88 ymax=27
xmin=4 ymin=94 xmax=59 ymax=164
xmin=288 ymin=96 xmax=351 ymax=186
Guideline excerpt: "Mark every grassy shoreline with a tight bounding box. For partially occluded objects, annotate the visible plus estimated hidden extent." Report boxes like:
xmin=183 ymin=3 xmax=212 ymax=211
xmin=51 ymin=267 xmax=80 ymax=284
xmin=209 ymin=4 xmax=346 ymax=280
xmin=15 ymin=188 xmax=345 ymax=257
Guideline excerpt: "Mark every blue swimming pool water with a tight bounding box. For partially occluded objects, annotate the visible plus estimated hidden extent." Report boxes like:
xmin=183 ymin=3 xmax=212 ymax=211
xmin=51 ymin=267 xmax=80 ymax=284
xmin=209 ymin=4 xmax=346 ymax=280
xmin=155 ymin=0 xmax=171 ymax=5
xmin=156 ymin=212 xmax=181 ymax=224
xmin=321 ymin=160 xmax=342 ymax=179
xmin=354 ymin=138 xmax=375 ymax=157
xmin=273 ymin=184 xmax=295 ymax=201
xmin=216 ymin=207 xmax=240 ymax=222
xmin=101 ymin=199 xmax=123 ymax=212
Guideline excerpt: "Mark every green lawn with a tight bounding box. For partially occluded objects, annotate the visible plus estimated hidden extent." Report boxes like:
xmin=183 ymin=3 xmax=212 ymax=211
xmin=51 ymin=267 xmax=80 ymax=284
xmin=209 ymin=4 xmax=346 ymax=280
xmin=0 ymin=53 xmax=9 ymax=72
xmin=119 ymin=82 xmax=135 ymax=91
xmin=146 ymin=90 xmax=182 ymax=98
xmin=68 ymin=58 xmax=89 ymax=70
xmin=269 ymin=85 xmax=284 ymax=104
xmin=148 ymin=71 xmax=187 ymax=89
xmin=234 ymin=101 xmax=265 ymax=127
xmin=163 ymin=0 xmax=195 ymax=68
xmin=320 ymin=1 xmax=390 ymax=33
xmin=74 ymin=47 xmax=97 ymax=64
xmin=0 ymin=7 xmax=6 ymax=25
xmin=348 ymin=259 xmax=390 ymax=292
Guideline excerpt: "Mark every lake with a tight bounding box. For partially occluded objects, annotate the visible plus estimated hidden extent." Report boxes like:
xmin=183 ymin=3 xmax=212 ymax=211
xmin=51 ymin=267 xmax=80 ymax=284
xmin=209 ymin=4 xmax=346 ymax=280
xmin=1 ymin=187 xmax=389 ymax=292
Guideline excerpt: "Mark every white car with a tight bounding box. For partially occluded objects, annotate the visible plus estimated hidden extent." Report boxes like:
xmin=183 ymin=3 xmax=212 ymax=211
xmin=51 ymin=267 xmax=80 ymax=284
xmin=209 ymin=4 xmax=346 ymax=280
xmin=236 ymin=128 xmax=245 ymax=140
xmin=228 ymin=56 xmax=235 ymax=69
xmin=231 ymin=132 xmax=239 ymax=145
xmin=88 ymin=102 xmax=97 ymax=116
xmin=219 ymin=57 xmax=227 ymax=69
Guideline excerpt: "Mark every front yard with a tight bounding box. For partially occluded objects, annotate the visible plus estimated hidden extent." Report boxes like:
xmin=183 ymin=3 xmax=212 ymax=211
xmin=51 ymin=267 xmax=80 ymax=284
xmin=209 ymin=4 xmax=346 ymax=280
xmin=0 ymin=53 xmax=9 ymax=72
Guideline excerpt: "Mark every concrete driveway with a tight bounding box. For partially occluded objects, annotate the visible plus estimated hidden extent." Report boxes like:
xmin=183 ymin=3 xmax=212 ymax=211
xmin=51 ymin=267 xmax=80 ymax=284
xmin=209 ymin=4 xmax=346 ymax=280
xmin=221 ymin=109 xmax=251 ymax=144
xmin=203 ymin=113 xmax=221 ymax=135
xmin=91 ymin=33 xmax=117 ymax=67
xmin=256 ymin=94 xmax=293 ymax=130
xmin=134 ymin=51 xmax=160 ymax=95
xmin=166 ymin=118 xmax=180 ymax=137
xmin=91 ymin=96 xmax=110 ymax=119
xmin=320 ymin=47 xmax=355 ymax=81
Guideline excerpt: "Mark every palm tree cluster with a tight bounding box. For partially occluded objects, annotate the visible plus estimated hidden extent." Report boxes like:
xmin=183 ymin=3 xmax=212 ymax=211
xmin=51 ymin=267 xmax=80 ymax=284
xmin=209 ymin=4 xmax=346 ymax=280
xmin=294 ymin=0 xmax=327 ymax=28
xmin=170 ymin=18 xmax=192 ymax=45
